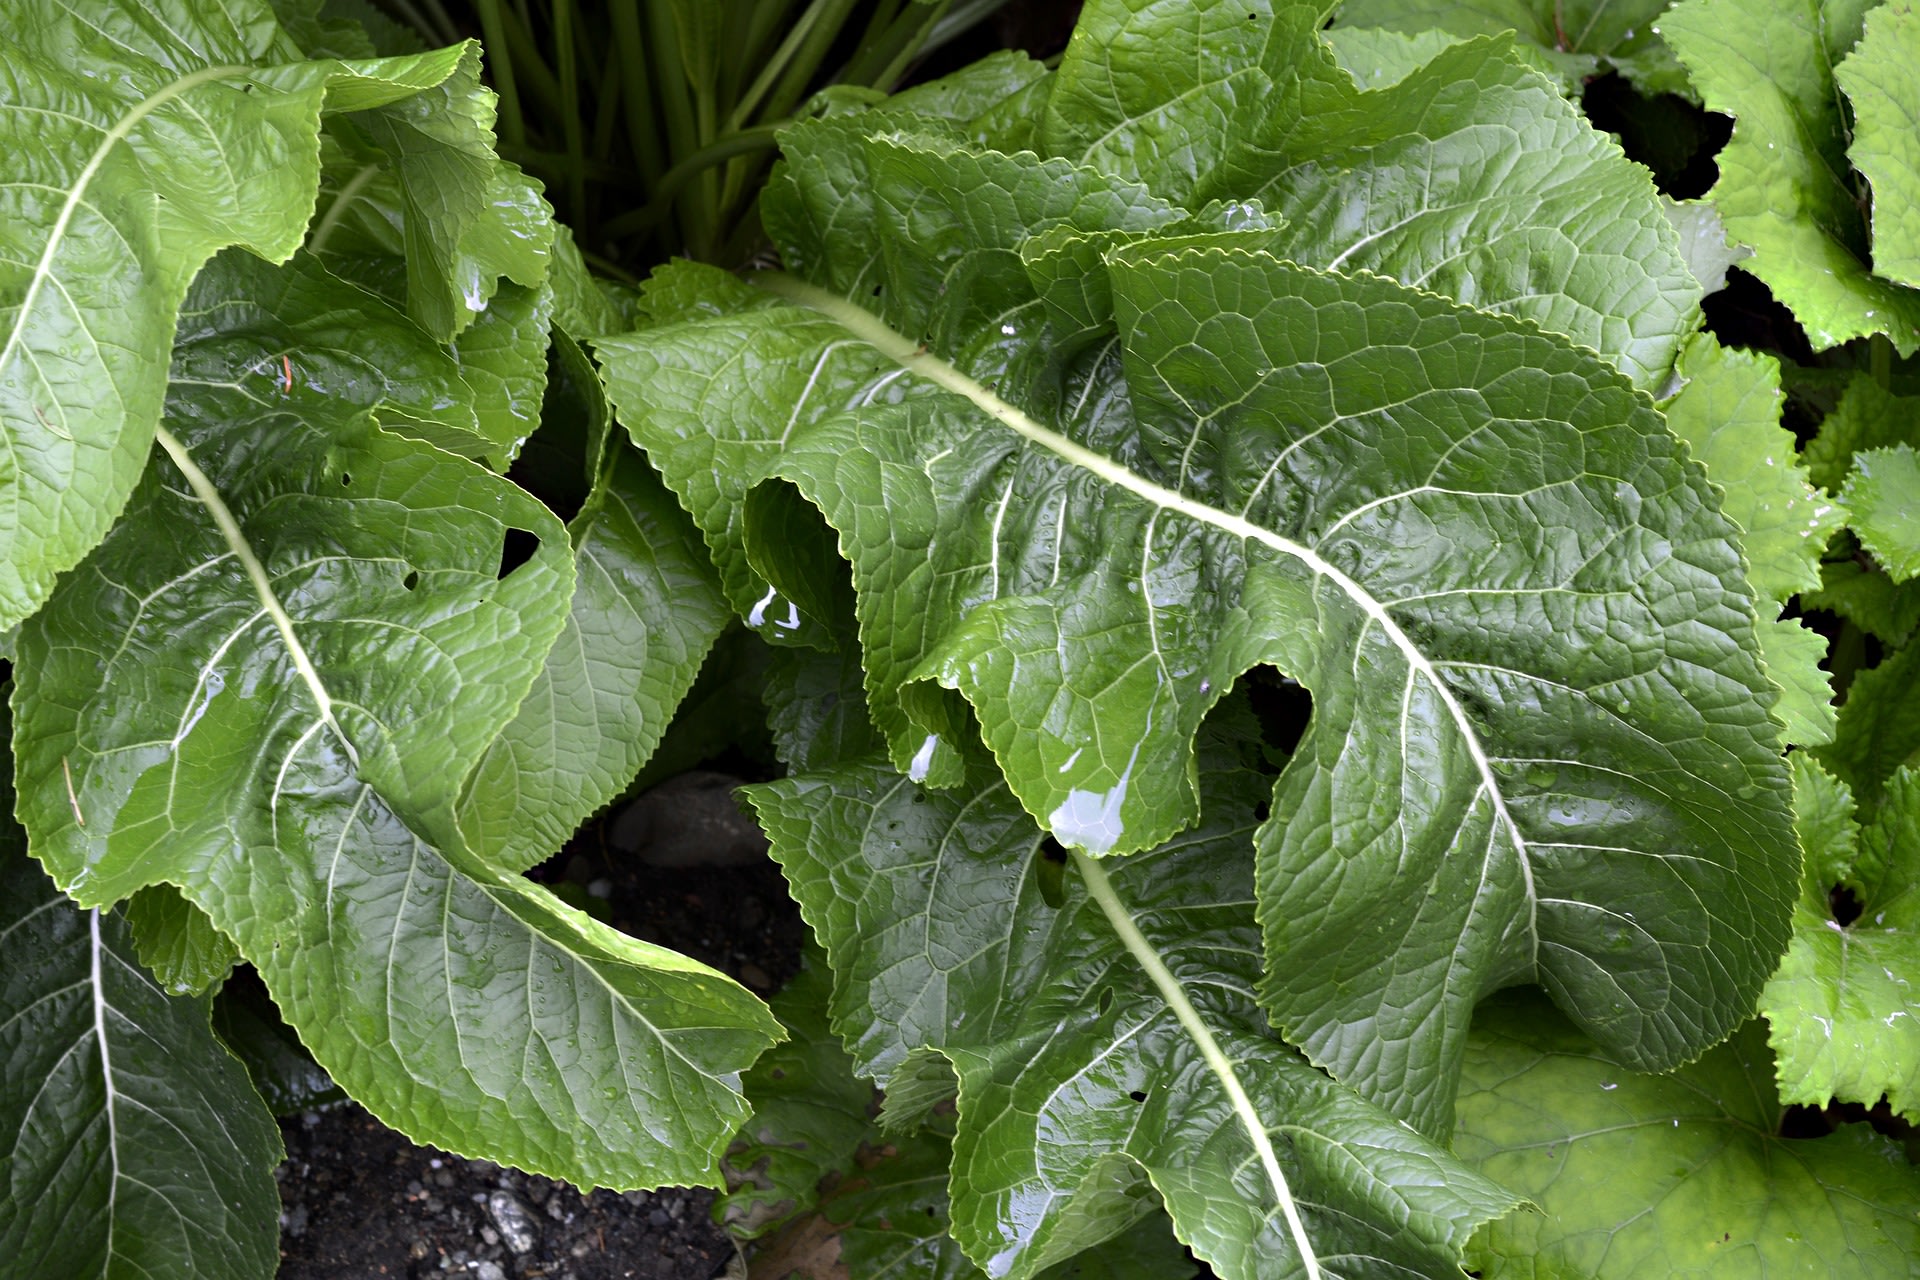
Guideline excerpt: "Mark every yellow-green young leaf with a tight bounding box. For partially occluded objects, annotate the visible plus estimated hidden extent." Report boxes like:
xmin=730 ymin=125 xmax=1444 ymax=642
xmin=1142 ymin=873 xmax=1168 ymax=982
xmin=1802 ymin=371 xmax=1920 ymax=492
xmin=10 ymin=252 xmax=781 ymax=1189
xmin=1661 ymin=0 xmax=1920 ymax=352
xmin=1456 ymin=989 xmax=1920 ymax=1276
xmin=1842 ymin=444 xmax=1920 ymax=582
xmin=0 ymin=844 xmax=281 ymax=1280
xmin=0 ymin=0 xmax=478 ymax=633
xmin=1835 ymin=0 xmax=1920 ymax=287
xmin=1762 ymin=758 xmax=1920 ymax=1118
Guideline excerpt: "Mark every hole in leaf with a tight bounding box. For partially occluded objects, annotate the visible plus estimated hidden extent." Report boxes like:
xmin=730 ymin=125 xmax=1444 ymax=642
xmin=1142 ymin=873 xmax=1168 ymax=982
xmin=1096 ymin=987 xmax=1113 ymax=1015
xmin=1830 ymin=883 xmax=1863 ymax=927
xmin=1244 ymin=665 xmax=1313 ymax=763
xmin=1254 ymin=799 xmax=1271 ymax=823
xmin=497 ymin=527 xmax=540 ymax=580
xmin=402 ymin=570 xmax=419 ymax=592
xmin=1035 ymin=836 xmax=1068 ymax=909
xmin=339 ymin=472 xmax=352 ymax=487
xmin=1129 ymin=1089 xmax=1147 ymax=1103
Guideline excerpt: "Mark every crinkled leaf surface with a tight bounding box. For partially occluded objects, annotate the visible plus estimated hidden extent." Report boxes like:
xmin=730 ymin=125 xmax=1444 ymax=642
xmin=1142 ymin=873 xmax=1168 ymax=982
xmin=1037 ymin=1 xmax=1700 ymax=389
xmin=1842 ymin=444 xmax=1920 ymax=583
xmin=457 ymin=449 xmax=730 ymax=872
xmin=0 ymin=0 xmax=478 ymax=632
xmin=1662 ymin=0 xmax=1920 ymax=352
xmin=602 ymin=77 xmax=1796 ymax=1139
xmin=10 ymin=252 xmax=781 ymax=1187
xmin=1763 ymin=758 xmax=1920 ymax=1116
xmin=1835 ymin=0 xmax=1920 ymax=288
xmin=750 ymin=716 xmax=1521 ymax=1280
xmin=1455 ymin=989 xmax=1920 ymax=1276
xmin=1 ymin=844 xmax=281 ymax=1280
xmin=1331 ymin=0 xmax=1690 ymax=97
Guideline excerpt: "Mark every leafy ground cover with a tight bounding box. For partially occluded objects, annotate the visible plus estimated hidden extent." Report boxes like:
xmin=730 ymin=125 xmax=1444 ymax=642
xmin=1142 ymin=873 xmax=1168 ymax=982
xmin=3 ymin=1 xmax=1919 ymax=1277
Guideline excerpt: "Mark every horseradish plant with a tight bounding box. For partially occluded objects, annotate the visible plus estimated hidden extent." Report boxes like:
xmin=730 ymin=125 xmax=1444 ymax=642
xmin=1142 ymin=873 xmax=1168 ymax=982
xmin=2 ymin=0 xmax=1917 ymax=1277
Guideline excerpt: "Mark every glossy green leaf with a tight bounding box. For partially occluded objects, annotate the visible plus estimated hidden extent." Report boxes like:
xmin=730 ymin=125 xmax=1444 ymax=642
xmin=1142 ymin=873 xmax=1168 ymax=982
xmin=1762 ymin=757 xmax=1920 ymax=1117
xmin=0 ymin=0 xmax=475 ymax=632
xmin=750 ymin=717 xmax=1521 ymax=1280
xmin=1842 ymin=444 xmax=1920 ymax=582
xmin=1455 ymin=989 xmax=1920 ymax=1276
xmin=0 ymin=847 xmax=282 ymax=1280
xmin=1332 ymin=0 xmax=1689 ymax=95
xmin=458 ymin=446 xmax=731 ymax=874
xmin=124 ymin=885 xmax=240 ymax=997
xmin=604 ymin=99 xmax=1796 ymax=1139
xmin=10 ymin=252 xmax=781 ymax=1188
xmin=1661 ymin=0 xmax=1920 ymax=352
xmin=1835 ymin=0 xmax=1920 ymax=288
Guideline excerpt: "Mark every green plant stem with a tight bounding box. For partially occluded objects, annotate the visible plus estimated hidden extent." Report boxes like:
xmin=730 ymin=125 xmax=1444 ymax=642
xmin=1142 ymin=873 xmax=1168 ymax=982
xmin=1071 ymin=849 xmax=1324 ymax=1280
xmin=553 ymin=0 xmax=586 ymax=221
xmin=726 ymin=0 xmax=829 ymax=131
xmin=1871 ymin=333 xmax=1893 ymax=391
xmin=472 ymin=0 xmax=525 ymax=146
xmin=306 ymin=162 xmax=381 ymax=257
xmin=761 ymin=0 xmax=862 ymax=122
xmin=607 ymin=3 xmax=663 ymax=182
xmin=600 ymin=125 xmax=784 ymax=240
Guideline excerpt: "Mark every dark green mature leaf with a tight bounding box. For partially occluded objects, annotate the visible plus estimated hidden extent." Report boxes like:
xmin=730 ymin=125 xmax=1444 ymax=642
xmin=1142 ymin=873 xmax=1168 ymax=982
xmin=0 ymin=848 xmax=282 ymax=1280
xmin=719 ymin=948 xmax=877 ymax=1241
xmin=603 ymin=63 xmax=1796 ymax=1139
xmin=1835 ymin=0 xmax=1920 ymax=288
xmin=457 ymin=449 xmax=730 ymax=872
xmin=0 ymin=0 xmax=481 ymax=632
xmin=1661 ymin=0 xmax=1920 ymax=352
xmin=1762 ymin=757 xmax=1920 ymax=1117
xmin=751 ymin=718 xmax=1520 ymax=1280
xmin=1455 ymin=989 xmax=1920 ymax=1276
xmin=10 ymin=252 xmax=781 ymax=1188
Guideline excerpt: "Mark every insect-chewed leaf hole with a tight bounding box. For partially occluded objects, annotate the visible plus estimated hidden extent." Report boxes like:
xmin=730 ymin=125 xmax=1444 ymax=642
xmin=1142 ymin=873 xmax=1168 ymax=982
xmin=401 ymin=569 xmax=419 ymax=592
xmin=497 ymin=527 xmax=540 ymax=579
xmin=1034 ymin=836 xmax=1069 ymax=908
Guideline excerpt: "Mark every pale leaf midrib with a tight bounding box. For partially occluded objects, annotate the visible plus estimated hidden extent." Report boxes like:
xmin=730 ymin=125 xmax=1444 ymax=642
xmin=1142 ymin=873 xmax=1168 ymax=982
xmin=748 ymin=270 xmax=1539 ymax=947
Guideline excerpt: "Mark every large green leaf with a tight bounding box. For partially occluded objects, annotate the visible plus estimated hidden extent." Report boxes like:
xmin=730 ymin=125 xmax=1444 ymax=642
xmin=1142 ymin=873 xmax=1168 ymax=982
xmin=1820 ymin=640 xmax=1920 ymax=808
xmin=1455 ymin=989 xmax=1920 ymax=1276
xmin=602 ymin=88 xmax=1796 ymax=1139
xmin=1330 ymin=0 xmax=1690 ymax=95
xmin=1834 ymin=0 xmax=1920 ymax=288
xmin=1 ymin=845 xmax=282 ymax=1280
xmin=457 ymin=445 xmax=731 ymax=873
xmin=10 ymin=251 xmax=781 ymax=1187
xmin=1762 ymin=757 xmax=1920 ymax=1117
xmin=1662 ymin=0 xmax=1920 ymax=353
xmin=0 ymin=0 xmax=480 ymax=632
xmin=750 ymin=713 xmax=1521 ymax=1280
xmin=1033 ymin=2 xmax=1701 ymax=390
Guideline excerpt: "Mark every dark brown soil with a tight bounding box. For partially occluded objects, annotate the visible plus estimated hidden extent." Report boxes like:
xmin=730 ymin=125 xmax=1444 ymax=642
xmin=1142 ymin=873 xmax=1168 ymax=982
xmin=274 ymin=828 xmax=808 ymax=1279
